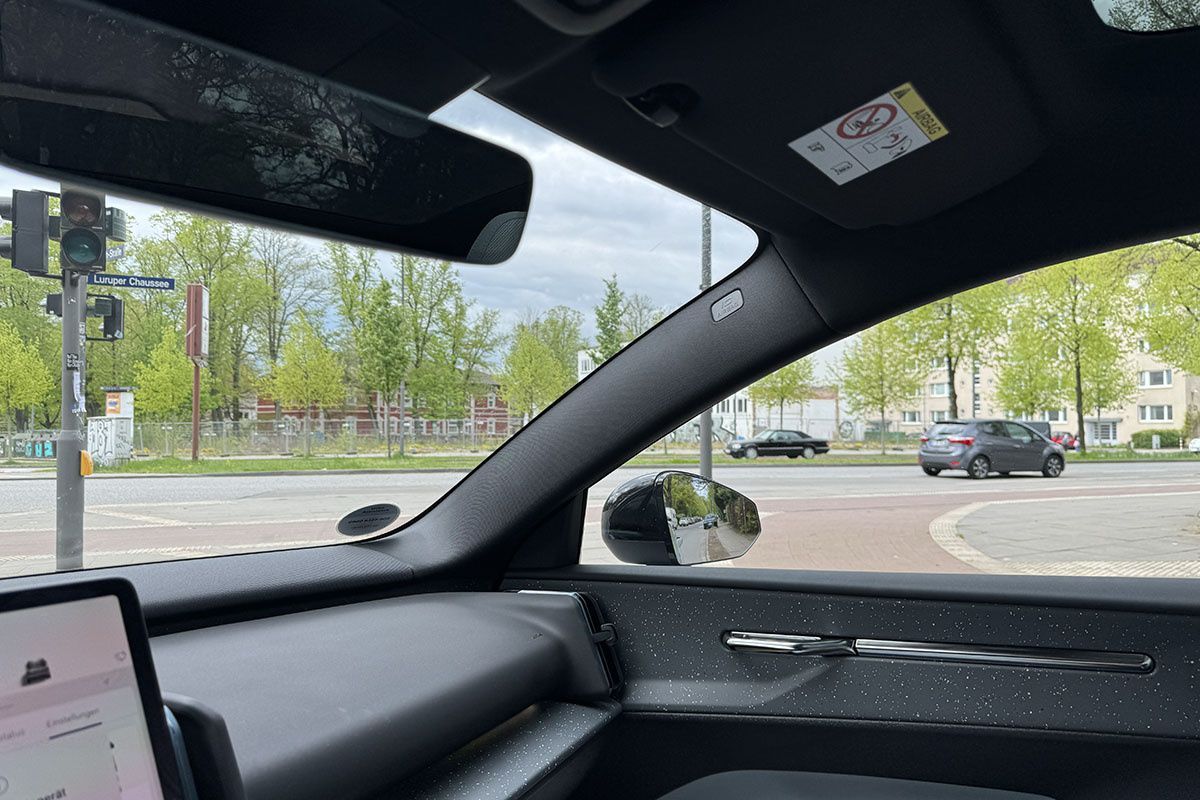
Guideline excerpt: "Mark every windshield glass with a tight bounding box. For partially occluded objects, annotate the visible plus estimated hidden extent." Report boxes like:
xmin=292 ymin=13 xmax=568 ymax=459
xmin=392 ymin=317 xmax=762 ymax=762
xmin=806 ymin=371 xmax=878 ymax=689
xmin=0 ymin=92 xmax=757 ymax=578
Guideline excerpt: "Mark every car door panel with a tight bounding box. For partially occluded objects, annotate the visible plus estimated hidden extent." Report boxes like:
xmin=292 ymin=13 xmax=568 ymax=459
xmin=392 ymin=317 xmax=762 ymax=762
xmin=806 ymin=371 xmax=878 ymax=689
xmin=1004 ymin=423 xmax=1043 ymax=471
xmin=504 ymin=566 xmax=1200 ymax=798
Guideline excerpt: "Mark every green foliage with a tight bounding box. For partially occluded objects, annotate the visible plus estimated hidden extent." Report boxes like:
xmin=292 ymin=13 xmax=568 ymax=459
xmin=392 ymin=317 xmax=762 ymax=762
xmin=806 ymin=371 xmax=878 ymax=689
xmin=133 ymin=331 xmax=214 ymax=420
xmin=748 ymin=359 xmax=816 ymax=427
xmin=499 ymin=327 xmax=569 ymax=418
xmin=269 ymin=315 xmax=345 ymax=455
xmin=835 ymin=318 xmax=925 ymax=454
xmin=359 ymin=280 xmax=409 ymax=455
xmin=993 ymin=322 xmax=1064 ymax=419
xmin=135 ymin=210 xmax=269 ymax=418
xmin=907 ymin=281 xmax=1006 ymax=417
xmin=0 ymin=320 xmax=51 ymax=431
xmin=524 ymin=306 xmax=585 ymax=380
xmin=1130 ymin=429 xmax=1184 ymax=449
xmin=591 ymin=274 xmax=626 ymax=364
xmin=1011 ymin=252 xmax=1136 ymax=452
xmin=1139 ymin=237 xmax=1200 ymax=375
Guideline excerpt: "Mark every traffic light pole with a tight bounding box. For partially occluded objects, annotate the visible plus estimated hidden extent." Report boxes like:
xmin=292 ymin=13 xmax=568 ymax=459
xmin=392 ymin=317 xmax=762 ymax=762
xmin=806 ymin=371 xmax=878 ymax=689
xmin=56 ymin=267 xmax=87 ymax=570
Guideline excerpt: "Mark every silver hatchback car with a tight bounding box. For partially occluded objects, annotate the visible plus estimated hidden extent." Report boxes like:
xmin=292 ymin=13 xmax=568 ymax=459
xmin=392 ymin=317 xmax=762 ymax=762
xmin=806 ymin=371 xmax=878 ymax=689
xmin=918 ymin=419 xmax=1066 ymax=479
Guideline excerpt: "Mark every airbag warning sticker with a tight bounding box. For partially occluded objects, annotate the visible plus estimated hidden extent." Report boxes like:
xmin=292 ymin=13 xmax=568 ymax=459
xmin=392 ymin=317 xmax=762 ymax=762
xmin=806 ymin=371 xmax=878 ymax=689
xmin=788 ymin=82 xmax=948 ymax=185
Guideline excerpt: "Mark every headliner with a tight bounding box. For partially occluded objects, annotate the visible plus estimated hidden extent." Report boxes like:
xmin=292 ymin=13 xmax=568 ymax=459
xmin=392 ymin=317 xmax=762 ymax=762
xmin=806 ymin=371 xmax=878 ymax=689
xmin=99 ymin=0 xmax=1200 ymax=335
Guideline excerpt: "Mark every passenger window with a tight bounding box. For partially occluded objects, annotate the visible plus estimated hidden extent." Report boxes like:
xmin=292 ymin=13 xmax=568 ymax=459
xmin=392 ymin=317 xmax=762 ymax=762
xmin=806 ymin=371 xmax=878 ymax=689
xmin=587 ymin=232 xmax=1200 ymax=580
xmin=1005 ymin=423 xmax=1033 ymax=443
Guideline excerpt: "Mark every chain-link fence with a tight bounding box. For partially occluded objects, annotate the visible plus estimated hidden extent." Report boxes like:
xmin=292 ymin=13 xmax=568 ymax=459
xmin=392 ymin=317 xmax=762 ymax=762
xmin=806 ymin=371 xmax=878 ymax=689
xmin=124 ymin=417 xmax=525 ymax=459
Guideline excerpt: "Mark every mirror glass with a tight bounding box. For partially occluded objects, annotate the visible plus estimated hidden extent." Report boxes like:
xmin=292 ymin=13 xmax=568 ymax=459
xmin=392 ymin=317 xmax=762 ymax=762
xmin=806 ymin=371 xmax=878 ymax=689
xmin=0 ymin=1 xmax=532 ymax=263
xmin=662 ymin=473 xmax=761 ymax=564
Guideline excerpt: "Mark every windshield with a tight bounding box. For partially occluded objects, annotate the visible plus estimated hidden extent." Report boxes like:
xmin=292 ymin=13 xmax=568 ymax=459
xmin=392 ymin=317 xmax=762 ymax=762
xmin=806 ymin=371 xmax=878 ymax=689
xmin=0 ymin=92 xmax=756 ymax=578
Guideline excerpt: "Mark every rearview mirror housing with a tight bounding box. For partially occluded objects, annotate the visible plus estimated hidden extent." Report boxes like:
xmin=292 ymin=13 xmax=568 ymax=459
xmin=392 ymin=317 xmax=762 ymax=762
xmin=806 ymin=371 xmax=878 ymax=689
xmin=0 ymin=1 xmax=531 ymax=264
xmin=601 ymin=471 xmax=761 ymax=566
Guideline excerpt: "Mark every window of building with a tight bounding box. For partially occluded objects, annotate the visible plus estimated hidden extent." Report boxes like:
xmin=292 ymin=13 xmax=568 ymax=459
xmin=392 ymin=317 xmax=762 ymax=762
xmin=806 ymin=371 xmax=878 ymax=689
xmin=930 ymin=410 xmax=948 ymax=422
xmin=1137 ymin=338 xmax=1151 ymax=353
xmin=487 ymin=393 xmax=496 ymax=409
xmin=487 ymin=419 xmax=496 ymax=435
xmin=930 ymin=382 xmax=949 ymax=397
xmin=901 ymin=411 xmax=921 ymax=424
xmin=1041 ymin=408 xmax=1068 ymax=422
xmin=1139 ymin=369 xmax=1172 ymax=387
xmin=1139 ymin=405 xmax=1174 ymax=422
xmin=736 ymin=398 xmax=747 ymax=413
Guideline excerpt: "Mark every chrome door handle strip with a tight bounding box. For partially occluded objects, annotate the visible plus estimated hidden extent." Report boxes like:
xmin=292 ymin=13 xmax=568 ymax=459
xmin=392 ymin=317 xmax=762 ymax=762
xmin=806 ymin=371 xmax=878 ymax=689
xmin=721 ymin=631 xmax=855 ymax=655
xmin=723 ymin=631 xmax=1153 ymax=674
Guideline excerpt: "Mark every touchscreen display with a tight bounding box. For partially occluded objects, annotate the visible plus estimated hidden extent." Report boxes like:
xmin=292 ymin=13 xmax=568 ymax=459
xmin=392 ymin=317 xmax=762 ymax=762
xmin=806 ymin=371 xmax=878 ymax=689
xmin=0 ymin=595 xmax=166 ymax=800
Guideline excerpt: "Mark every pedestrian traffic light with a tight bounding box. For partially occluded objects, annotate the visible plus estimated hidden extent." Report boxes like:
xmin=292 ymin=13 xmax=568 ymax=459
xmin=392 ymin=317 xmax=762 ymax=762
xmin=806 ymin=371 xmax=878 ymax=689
xmin=84 ymin=294 xmax=124 ymax=340
xmin=0 ymin=189 xmax=50 ymax=274
xmin=102 ymin=297 xmax=124 ymax=340
xmin=59 ymin=186 xmax=107 ymax=271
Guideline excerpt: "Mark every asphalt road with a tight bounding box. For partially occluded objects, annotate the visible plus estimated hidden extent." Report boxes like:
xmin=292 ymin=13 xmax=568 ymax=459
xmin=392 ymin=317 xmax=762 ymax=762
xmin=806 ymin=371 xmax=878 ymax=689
xmin=3 ymin=460 xmax=1200 ymax=578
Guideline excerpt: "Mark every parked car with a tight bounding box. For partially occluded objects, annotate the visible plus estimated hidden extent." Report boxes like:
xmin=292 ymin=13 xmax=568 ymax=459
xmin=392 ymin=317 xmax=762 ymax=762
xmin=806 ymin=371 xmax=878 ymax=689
xmin=1189 ymin=438 xmax=1200 ymax=454
xmin=918 ymin=420 xmax=1066 ymax=479
xmin=1052 ymin=431 xmax=1079 ymax=450
xmin=725 ymin=429 xmax=830 ymax=460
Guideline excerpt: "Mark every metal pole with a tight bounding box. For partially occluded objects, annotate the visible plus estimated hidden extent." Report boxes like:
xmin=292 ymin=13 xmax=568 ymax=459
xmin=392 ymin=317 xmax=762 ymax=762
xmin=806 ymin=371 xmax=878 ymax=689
xmin=55 ymin=268 xmax=86 ymax=570
xmin=699 ymin=205 xmax=713 ymax=480
xmin=191 ymin=361 xmax=200 ymax=461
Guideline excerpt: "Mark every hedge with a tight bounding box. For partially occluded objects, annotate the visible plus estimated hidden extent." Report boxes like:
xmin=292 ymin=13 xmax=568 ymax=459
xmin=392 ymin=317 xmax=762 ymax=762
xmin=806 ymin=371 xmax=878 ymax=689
xmin=1130 ymin=428 xmax=1184 ymax=449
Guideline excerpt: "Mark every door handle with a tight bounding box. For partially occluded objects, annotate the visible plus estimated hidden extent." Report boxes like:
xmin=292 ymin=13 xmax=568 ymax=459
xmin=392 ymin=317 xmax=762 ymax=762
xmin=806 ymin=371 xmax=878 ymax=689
xmin=722 ymin=631 xmax=1152 ymax=673
xmin=722 ymin=631 xmax=855 ymax=656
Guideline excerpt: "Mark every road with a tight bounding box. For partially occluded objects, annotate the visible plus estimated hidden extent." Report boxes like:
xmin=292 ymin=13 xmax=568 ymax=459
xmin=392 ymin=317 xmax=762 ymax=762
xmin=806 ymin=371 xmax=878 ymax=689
xmin=2 ymin=461 xmax=1200 ymax=578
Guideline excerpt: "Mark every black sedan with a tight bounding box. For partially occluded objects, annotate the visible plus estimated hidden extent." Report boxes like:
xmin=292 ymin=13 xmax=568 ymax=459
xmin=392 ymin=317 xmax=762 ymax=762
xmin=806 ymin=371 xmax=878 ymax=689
xmin=725 ymin=429 xmax=830 ymax=459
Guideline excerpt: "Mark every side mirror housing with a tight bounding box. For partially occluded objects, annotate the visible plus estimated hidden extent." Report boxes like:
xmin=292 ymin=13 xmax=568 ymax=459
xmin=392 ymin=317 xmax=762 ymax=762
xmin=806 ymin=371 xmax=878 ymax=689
xmin=601 ymin=471 xmax=761 ymax=566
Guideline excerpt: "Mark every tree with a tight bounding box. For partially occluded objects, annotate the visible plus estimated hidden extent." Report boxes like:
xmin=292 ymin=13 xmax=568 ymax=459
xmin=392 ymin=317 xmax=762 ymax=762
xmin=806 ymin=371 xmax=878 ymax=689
xmin=499 ymin=328 xmax=569 ymax=420
xmin=359 ymin=280 xmax=409 ymax=457
xmin=525 ymin=306 xmax=585 ymax=381
xmin=1105 ymin=0 xmax=1200 ymax=31
xmin=1139 ymin=237 xmax=1200 ymax=374
xmin=835 ymin=318 xmax=925 ymax=454
xmin=254 ymin=229 xmax=324 ymax=370
xmin=906 ymin=281 xmax=1006 ymax=418
xmin=622 ymin=293 xmax=664 ymax=341
xmin=0 ymin=321 xmax=50 ymax=434
xmin=270 ymin=315 xmax=345 ymax=456
xmin=591 ymin=274 xmax=626 ymax=364
xmin=993 ymin=322 xmax=1064 ymax=419
xmin=748 ymin=359 xmax=816 ymax=428
xmin=133 ymin=331 xmax=213 ymax=420
xmin=1014 ymin=254 xmax=1135 ymax=453
xmin=136 ymin=211 xmax=268 ymax=422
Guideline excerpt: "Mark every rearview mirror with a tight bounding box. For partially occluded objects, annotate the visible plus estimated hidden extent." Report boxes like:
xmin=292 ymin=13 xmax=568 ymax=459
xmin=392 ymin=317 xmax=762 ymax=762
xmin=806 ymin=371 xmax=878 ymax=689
xmin=0 ymin=1 xmax=531 ymax=264
xmin=601 ymin=471 xmax=761 ymax=565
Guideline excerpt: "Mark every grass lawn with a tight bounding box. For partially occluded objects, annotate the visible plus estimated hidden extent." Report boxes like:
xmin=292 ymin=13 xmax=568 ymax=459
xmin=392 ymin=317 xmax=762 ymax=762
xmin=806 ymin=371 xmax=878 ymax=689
xmin=88 ymin=447 xmax=1200 ymax=475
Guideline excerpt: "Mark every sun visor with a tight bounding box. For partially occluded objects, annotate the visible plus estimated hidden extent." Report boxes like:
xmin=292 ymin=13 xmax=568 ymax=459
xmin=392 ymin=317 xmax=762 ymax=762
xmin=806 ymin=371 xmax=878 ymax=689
xmin=594 ymin=1 xmax=1046 ymax=229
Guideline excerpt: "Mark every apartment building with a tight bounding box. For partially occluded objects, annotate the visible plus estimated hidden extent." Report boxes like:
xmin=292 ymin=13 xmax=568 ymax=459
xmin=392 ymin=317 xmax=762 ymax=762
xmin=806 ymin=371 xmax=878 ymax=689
xmin=894 ymin=349 xmax=1198 ymax=446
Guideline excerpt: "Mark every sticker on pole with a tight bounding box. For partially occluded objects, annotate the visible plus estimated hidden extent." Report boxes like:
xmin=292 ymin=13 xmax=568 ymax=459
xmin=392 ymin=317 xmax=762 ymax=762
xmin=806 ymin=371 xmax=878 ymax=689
xmin=788 ymin=82 xmax=948 ymax=185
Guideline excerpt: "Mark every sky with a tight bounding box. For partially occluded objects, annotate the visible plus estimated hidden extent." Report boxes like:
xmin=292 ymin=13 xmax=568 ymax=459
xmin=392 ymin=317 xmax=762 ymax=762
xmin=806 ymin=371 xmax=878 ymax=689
xmin=0 ymin=90 xmax=851 ymax=373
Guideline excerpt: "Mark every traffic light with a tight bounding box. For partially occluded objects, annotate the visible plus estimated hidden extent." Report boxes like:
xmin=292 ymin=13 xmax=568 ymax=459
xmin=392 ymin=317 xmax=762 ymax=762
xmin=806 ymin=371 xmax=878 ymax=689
xmin=59 ymin=186 xmax=107 ymax=271
xmin=84 ymin=294 xmax=124 ymax=340
xmin=0 ymin=190 xmax=50 ymax=274
xmin=102 ymin=297 xmax=124 ymax=340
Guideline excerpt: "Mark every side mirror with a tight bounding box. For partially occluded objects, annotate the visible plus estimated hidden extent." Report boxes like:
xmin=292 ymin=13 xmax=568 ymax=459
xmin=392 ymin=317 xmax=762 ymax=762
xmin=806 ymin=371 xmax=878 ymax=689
xmin=601 ymin=471 xmax=761 ymax=565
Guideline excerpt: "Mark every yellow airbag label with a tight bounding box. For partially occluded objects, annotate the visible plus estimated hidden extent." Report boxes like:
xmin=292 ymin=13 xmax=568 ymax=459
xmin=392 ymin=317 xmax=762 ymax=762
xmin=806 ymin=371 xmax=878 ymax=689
xmin=891 ymin=83 xmax=948 ymax=141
